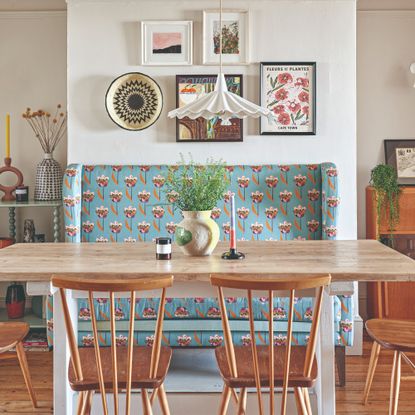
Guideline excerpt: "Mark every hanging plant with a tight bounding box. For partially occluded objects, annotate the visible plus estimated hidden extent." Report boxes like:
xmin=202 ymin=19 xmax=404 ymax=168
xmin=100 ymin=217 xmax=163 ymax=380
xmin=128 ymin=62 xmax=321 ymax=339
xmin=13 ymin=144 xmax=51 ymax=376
xmin=370 ymin=164 xmax=401 ymax=236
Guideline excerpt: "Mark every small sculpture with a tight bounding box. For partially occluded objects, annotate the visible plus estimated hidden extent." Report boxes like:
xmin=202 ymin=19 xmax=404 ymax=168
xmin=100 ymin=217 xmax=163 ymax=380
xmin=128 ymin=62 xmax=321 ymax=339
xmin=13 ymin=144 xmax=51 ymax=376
xmin=23 ymin=219 xmax=35 ymax=243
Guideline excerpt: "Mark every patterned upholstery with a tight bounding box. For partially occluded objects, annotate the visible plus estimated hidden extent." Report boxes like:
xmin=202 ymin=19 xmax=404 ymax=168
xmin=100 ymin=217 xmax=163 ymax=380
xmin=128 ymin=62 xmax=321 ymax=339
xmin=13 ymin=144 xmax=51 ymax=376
xmin=45 ymin=163 xmax=353 ymax=349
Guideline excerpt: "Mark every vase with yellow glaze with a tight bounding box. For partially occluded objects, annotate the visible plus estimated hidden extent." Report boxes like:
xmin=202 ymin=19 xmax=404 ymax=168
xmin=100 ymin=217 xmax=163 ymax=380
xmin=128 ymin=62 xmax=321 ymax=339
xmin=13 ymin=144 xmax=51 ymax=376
xmin=175 ymin=211 xmax=220 ymax=256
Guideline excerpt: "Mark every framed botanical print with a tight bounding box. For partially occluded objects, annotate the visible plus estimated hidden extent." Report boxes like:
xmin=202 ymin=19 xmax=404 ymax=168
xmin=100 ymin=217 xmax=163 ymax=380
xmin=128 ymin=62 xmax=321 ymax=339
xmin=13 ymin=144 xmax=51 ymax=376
xmin=202 ymin=10 xmax=249 ymax=65
xmin=176 ymin=74 xmax=243 ymax=142
xmin=260 ymin=62 xmax=316 ymax=135
xmin=141 ymin=21 xmax=193 ymax=66
xmin=385 ymin=139 xmax=415 ymax=185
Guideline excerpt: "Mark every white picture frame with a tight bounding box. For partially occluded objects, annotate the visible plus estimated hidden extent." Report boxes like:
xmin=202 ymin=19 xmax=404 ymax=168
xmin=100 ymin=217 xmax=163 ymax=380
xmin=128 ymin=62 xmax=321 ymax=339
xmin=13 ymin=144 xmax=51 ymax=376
xmin=141 ymin=20 xmax=193 ymax=66
xmin=202 ymin=9 xmax=249 ymax=65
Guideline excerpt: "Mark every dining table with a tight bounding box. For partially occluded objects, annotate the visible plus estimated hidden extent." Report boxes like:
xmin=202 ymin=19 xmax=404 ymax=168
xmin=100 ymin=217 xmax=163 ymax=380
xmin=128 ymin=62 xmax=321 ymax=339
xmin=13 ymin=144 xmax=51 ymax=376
xmin=1 ymin=239 xmax=415 ymax=415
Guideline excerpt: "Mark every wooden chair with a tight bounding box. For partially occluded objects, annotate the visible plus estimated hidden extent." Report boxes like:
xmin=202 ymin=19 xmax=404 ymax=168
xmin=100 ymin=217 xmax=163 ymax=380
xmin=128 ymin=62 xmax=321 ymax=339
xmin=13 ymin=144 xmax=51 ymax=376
xmin=363 ymin=319 xmax=415 ymax=415
xmin=210 ymin=273 xmax=331 ymax=415
xmin=0 ymin=322 xmax=38 ymax=409
xmin=52 ymin=273 xmax=174 ymax=415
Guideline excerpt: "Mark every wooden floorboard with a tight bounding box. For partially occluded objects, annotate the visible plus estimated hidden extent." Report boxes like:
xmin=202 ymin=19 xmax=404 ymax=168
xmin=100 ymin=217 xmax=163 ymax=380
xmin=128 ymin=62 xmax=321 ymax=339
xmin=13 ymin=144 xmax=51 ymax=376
xmin=1 ymin=338 xmax=415 ymax=414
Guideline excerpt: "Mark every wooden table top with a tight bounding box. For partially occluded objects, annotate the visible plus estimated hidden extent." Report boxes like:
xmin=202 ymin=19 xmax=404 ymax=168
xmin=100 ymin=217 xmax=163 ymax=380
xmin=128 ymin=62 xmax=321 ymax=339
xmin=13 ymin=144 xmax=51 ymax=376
xmin=0 ymin=240 xmax=414 ymax=283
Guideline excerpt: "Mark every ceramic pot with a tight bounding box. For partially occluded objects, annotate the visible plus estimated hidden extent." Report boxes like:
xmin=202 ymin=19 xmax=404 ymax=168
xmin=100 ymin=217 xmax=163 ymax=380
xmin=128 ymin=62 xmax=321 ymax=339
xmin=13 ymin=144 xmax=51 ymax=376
xmin=175 ymin=211 xmax=219 ymax=256
xmin=0 ymin=237 xmax=14 ymax=249
xmin=34 ymin=153 xmax=63 ymax=201
xmin=6 ymin=282 xmax=25 ymax=319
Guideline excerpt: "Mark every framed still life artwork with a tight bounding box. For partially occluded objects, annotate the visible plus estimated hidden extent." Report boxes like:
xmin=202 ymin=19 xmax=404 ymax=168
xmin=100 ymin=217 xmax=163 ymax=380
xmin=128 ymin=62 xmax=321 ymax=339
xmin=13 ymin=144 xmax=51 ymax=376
xmin=202 ymin=10 xmax=249 ymax=65
xmin=141 ymin=21 xmax=193 ymax=66
xmin=176 ymin=74 xmax=243 ymax=142
xmin=385 ymin=139 xmax=415 ymax=185
xmin=260 ymin=62 xmax=316 ymax=135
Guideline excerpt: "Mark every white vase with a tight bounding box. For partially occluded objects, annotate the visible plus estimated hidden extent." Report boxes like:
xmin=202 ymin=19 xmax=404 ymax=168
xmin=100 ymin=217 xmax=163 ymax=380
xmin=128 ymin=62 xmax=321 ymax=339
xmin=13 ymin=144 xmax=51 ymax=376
xmin=175 ymin=211 xmax=220 ymax=256
xmin=34 ymin=153 xmax=63 ymax=201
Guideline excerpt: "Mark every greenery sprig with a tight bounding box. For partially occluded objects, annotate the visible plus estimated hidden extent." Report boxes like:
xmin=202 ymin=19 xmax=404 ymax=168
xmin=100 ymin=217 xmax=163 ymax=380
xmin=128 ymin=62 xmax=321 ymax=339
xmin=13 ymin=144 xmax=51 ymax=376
xmin=165 ymin=154 xmax=229 ymax=211
xmin=370 ymin=164 xmax=401 ymax=235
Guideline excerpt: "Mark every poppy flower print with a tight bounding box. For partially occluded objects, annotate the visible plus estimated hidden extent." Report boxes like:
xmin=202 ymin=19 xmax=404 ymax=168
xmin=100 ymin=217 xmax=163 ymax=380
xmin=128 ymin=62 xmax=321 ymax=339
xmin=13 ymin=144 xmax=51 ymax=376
xmin=209 ymin=334 xmax=223 ymax=347
xmin=211 ymin=207 xmax=221 ymax=220
xmin=177 ymin=334 xmax=192 ymax=347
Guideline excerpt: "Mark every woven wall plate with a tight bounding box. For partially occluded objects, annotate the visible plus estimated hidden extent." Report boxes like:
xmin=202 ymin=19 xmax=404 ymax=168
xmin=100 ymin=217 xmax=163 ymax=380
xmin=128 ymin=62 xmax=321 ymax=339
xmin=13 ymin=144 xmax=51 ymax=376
xmin=105 ymin=72 xmax=163 ymax=131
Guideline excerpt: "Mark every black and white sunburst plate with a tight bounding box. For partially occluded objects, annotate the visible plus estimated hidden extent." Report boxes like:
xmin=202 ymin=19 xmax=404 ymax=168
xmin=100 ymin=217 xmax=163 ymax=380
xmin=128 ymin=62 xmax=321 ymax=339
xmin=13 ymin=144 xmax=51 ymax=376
xmin=105 ymin=72 xmax=163 ymax=131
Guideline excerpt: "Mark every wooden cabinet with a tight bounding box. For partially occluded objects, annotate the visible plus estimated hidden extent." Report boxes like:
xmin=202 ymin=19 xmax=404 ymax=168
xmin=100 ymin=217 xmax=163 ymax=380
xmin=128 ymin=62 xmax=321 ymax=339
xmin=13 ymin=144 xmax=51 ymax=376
xmin=366 ymin=186 xmax=415 ymax=319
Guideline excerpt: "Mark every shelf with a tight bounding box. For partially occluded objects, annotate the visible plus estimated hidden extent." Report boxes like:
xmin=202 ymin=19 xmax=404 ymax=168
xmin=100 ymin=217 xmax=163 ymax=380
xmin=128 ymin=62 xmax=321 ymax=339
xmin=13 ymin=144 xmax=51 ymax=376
xmin=0 ymin=309 xmax=46 ymax=328
xmin=0 ymin=199 xmax=61 ymax=208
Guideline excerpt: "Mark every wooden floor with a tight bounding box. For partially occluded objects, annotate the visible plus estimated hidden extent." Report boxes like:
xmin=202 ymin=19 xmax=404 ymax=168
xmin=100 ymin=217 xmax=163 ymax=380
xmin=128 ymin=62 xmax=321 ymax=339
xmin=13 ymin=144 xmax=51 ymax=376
xmin=1 ymin=338 xmax=415 ymax=414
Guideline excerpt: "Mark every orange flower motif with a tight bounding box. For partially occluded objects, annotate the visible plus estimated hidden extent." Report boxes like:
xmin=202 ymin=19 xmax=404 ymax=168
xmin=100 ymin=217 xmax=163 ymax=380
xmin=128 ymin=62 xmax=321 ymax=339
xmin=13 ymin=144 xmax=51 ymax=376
xmin=327 ymin=196 xmax=340 ymax=208
xmin=65 ymin=225 xmax=79 ymax=237
xmin=223 ymin=191 xmax=235 ymax=203
xmin=251 ymin=191 xmax=264 ymax=204
xmin=279 ymin=221 xmax=292 ymax=234
xmin=65 ymin=168 xmax=78 ymax=177
xmin=83 ymin=190 xmax=95 ymax=203
xmin=96 ymin=206 xmax=109 ymax=219
xmin=109 ymin=221 xmax=122 ymax=234
xmin=326 ymin=167 xmax=338 ymax=177
xmin=237 ymin=176 xmax=250 ymax=188
xmin=211 ymin=207 xmax=221 ymax=219
xmin=112 ymin=165 xmax=122 ymax=172
xmin=124 ymin=175 xmax=137 ymax=187
xmin=177 ymin=334 xmax=192 ymax=347
xmin=124 ymin=206 xmax=136 ymax=218
xmin=165 ymin=222 xmax=177 ymax=234
xmin=140 ymin=166 xmax=150 ymax=172
xmin=237 ymin=207 xmax=250 ymax=219
xmin=63 ymin=196 xmax=76 ymax=207
xmin=84 ymin=165 xmax=94 ymax=172
xmin=222 ymin=222 xmax=231 ymax=235
xmin=293 ymin=205 xmax=306 ymax=218
xmin=265 ymin=207 xmax=278 ymax=220
xmin=265 ymin=176 xmax=278 ymax=188
xmin=152 ymin=175 xmax=166 ymax=188
xmin=137 ymin=221 xmax=151 ymax=234
xmin=251 ymin=166 xmax=262 ymax=173
xmin=208 ymin=334 xmax=223 ymax=347
xmin=138 ymin=190 xmax=150 ymax=203
xmin=307 ymin=164 xmax=318 ymax=171
xmin=279 ymin=190 xmax=292 ymax=203
xmin=308 ymin=189 xmax=320 ymax=202
xmin=294 ymin=175 xmax=307 ymax=187
xmin=307 ymin=220 xmax=320 ymax=233
xmin=82 ymin=221 xmax=94 ymax=234
xmin=324 ymin=225 xmax=337 ymax=238
xmin=110 ymin=190 xmax=122 ymax=203
xmin=96 ymin=236 xmax=109 ymax=243
xmin=250 ymin=222 xmax=264 ymax=235
xmin=279 ymin=165 xmax=290 ymax=172
xmin=167 ymin=190 xmax=179 ymax=203
xmin=152 ymin=206 xmax=165 ymax=219
xmin=96 ymin=175 xmax=109 ymax=187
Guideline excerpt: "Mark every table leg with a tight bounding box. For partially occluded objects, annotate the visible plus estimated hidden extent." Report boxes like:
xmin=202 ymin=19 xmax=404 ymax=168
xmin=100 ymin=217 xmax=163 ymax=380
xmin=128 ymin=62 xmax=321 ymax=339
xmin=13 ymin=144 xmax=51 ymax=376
xmin=315 ymin=287 xmax=336 ymax=414
xmin=54 ymin=288 xmax=77 ymax=414
xmin=53 ymin=206 xmax=61 ymax=243
xmin=8 ymin=207 xmax=16 ymax=241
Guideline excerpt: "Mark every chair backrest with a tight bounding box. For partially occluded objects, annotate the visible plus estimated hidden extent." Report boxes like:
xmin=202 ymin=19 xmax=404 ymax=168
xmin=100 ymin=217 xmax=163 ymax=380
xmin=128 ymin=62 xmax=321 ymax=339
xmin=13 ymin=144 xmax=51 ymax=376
xmin=52 ymin=273 xmax=174 ymax=415
xmin=210 ymin=273 xmax=331 ymax=415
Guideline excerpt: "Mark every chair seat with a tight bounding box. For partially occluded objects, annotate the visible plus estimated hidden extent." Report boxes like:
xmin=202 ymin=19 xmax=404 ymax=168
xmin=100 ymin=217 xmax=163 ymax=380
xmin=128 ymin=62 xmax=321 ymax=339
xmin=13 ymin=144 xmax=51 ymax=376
xmin=68 ymin=346 xmax=172 ymax=392
xmin=366 ymin=319 xmax=415 ymax=352
xmin=0 ymin=322 xmax=29 ymax=353
xmin=215 ymin=345 xmax=318 ymax=388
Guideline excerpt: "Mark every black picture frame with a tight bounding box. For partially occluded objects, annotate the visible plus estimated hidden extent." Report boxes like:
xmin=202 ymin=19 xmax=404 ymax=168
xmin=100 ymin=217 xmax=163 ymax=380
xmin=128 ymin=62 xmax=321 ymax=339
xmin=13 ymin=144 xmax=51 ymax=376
xmin=384 ymin=139 xmax=415 ymax=186
xmin=175 ymin=74 xmax=243 ymax=142
xmin=259 ymin=62 xmax=316 ymax=136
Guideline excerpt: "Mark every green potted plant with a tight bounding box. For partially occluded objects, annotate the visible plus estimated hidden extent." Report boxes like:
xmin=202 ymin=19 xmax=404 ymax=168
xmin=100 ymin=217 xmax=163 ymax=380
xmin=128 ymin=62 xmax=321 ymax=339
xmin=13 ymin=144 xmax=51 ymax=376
xmin=370 ymin=164 xmax=401 ymax=239
xmin=166 ymin=155 xmax=229 ymax=256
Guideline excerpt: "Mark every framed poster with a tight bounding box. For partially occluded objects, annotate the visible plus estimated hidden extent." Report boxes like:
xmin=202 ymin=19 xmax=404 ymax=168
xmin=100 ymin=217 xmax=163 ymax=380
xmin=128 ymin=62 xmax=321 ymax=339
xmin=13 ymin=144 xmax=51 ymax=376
xmin=176 ymin=74 xmax=243 ymax=142
xmin=203 ymin=10 xmax=249 ymax=65
xmin=141 ymin=21 xmax=193 ymax=66
xmin=385 ymin=139 xmax=415 ymax=185
xmin=260 ymin=62 xmax=316 ymax=135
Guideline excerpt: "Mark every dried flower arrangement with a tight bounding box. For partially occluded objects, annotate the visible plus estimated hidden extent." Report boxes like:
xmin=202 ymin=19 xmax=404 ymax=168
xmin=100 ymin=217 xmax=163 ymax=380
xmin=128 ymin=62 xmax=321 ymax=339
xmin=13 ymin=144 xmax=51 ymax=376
xmin=22 ymin=105 xmax=67 ymax=154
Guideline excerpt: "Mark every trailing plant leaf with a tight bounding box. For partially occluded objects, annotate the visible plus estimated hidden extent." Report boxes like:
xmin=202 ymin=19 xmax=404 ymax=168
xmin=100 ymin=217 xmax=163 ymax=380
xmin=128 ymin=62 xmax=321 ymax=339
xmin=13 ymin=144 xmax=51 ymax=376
xmin=165 ymin=154 xmax=229 ymax=212
xmin=370 ymin=164 xmax=401 ymax=237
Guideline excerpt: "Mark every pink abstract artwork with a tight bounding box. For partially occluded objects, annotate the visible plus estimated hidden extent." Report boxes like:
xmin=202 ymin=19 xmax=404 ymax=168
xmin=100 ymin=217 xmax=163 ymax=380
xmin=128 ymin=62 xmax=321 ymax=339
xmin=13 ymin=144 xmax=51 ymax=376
xmin=152 ymin=32 xmax=182 ymax=54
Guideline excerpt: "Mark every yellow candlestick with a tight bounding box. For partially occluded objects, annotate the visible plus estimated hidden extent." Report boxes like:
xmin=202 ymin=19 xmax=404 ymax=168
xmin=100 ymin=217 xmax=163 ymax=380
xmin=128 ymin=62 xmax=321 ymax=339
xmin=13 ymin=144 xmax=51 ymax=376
xmin=5 ymin=114 xmax=10 ymax=158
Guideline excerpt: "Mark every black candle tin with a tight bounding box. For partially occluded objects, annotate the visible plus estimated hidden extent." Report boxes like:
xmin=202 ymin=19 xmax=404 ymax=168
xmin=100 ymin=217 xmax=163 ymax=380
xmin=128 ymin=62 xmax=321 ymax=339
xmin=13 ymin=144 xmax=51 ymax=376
xmin=156 ymin=237 xmax=172 ymax=260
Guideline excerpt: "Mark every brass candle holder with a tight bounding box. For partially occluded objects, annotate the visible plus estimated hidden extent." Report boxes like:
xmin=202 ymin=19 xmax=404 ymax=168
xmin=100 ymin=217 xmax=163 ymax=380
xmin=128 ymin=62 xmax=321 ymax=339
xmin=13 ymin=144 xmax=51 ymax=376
xmin=0 ymin=158 xmax=24 ymax=201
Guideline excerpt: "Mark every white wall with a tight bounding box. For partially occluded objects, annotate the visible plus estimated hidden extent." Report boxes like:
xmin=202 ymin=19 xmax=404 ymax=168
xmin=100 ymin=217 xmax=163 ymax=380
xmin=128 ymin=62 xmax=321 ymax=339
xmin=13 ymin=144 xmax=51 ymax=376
xmin=0 ymin=12 xmax=67 ymax=242
xmin=67 ymin=0 xmax=357 ymax=240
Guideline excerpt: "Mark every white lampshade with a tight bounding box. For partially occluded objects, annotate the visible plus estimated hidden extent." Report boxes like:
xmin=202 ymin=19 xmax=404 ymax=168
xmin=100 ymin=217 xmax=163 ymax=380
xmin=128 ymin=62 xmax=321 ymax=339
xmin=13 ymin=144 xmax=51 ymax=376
xmin=168 ymin=74 xmax=275 ymax=125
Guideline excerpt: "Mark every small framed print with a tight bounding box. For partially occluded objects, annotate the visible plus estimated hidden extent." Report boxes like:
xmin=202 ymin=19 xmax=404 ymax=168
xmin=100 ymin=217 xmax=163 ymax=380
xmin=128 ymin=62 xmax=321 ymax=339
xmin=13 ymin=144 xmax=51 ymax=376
xmin=260 ymin=62 xmax=316 ymax=135
xmin=176 ymin=74 xmax=243 ymax=142
xmin=141 ymin=21 xmax=193 ymax=66
xmin=203 ymin=9 xmax=249 ymax=65
xmin=385 ymin=139 xmax=415 ymax=185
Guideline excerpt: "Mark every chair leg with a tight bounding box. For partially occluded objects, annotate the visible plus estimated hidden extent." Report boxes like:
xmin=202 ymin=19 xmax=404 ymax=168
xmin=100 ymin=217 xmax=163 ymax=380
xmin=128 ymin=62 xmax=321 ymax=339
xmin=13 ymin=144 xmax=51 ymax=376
xmin=15 ymin=342 xmax=38 ymax=408
xmin=157 ymin=385 xmax=171 ymax=415
xmin=335 ymin=346 xmax=346 ymax=387
xmin=218 ymin=385 xmax=231 ymax=415
xmin=294 ymin=387 xmax=307 ymax=415
xmin=389 ymin=351 xmax=401 ymax=415
xmin=142 ymin=389 xmax=154 ymax=415
xmin=83 ymin=391 xmax=94 ymax=415
xmin=76 ymin=392 xmax=85 ymax=415
xmin=363 ymin=341 xmax=381 ymax=405
xmin=237 ymin=388 xmax=247 ymax=415
xmin=303 ymin=388 xmax=312 ymax=415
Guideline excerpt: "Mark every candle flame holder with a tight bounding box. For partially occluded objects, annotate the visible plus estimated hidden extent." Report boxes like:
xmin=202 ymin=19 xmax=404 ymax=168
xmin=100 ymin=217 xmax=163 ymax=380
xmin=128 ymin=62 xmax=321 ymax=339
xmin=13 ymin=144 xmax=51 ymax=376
xmin=0 ymin=158 xmax=24 ymax=201
xmin=221 ymin=248 xmax=245 ymax=260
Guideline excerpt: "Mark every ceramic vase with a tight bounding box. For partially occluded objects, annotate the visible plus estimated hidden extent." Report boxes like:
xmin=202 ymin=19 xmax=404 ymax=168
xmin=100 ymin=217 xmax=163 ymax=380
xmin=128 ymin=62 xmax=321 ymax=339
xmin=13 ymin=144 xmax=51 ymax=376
xmin=6 ymin=282 xmax=26 ymax=319
xmin=175 ymin=211 xmax=220 ymax=256
xmin=34 ymin=153 xmax=62 ymax=201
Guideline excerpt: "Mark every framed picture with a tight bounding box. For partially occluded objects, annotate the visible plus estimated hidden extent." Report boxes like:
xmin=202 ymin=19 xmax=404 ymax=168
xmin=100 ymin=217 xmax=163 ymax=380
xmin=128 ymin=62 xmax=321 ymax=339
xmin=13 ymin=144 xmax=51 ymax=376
xmin=202 ymin=10 xmax=249 ymax=65
xmin=141 ymin=21 xmax=193 ymax=66
xmin=385 ymin=139 xmax=415 ymax=185
xmin=176 ymin=74 xmax=243 ymax=142
xmin=260 ymin=62 xmax=316 ymax=135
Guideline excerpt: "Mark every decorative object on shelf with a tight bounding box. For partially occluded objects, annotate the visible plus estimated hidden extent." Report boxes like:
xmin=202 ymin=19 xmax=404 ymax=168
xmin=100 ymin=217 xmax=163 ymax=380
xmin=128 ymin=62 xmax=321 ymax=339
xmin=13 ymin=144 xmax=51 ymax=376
xmin=203 ymin=9 xmax=249 ymax=65
xmin=0 ymin=236 xmax=14 ymax=249
xmin=15 ymin=185 xmax=29 ymax=202
xmin=23 ymin=219 xmax=36 ymax=243
xmin=156 ymin=236 xmax=172 ymax=260
xmin=22 ymin=106 xmax=66 ymax=201
xmin=34 ymin=234 xmax=45 ymax=243
xmin=260 ymin=62 xmax=317 ymax=135
xmin=384 ymin=139 xmax=415 ymax=185
xmin=175 ymin=74 xmax=243 ymax=142
xmin=221 ymin=194 xmax=245 ymax=260
xmin=141 ymin=20 xmax=193 ymax=66
xmin=6 ymin=282 xmax=26 ymax=319
xmin=165 ymin=156 xmax=228 ymax=256
xmin=168 ymin=0 xmax=275 ymax=129
xmin=370 ymin=164 xmax=401 ymax=237
xmin=105 ymin=72 xmax=163 ymax=131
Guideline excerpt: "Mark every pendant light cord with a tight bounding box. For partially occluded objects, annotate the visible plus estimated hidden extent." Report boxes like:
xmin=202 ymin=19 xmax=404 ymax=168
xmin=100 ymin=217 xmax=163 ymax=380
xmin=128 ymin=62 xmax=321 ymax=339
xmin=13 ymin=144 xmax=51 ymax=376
xmin=219 ymin=0 xmax=223 ymax=75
